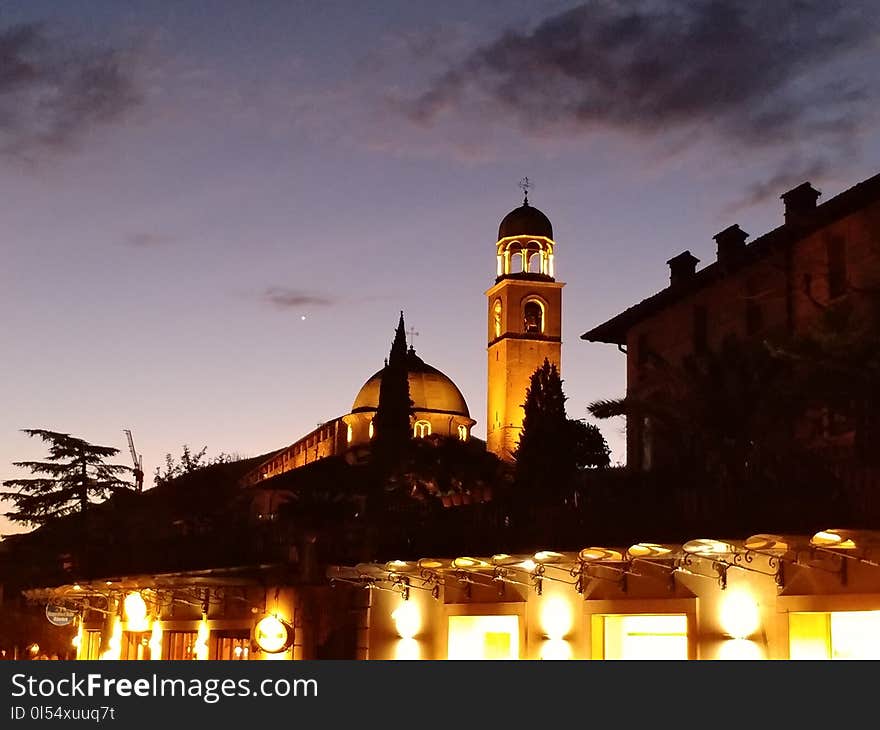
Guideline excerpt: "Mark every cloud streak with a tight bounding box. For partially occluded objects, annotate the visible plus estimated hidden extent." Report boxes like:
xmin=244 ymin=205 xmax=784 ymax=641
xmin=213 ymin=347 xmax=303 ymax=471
xmin=0 ymin=22 xmax=142 ymax=160
xmin=262 ymin=287 xmax=337 ymax=310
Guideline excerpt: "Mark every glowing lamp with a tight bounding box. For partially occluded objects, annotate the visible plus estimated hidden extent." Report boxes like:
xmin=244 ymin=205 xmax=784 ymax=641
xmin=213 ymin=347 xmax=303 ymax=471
xmin=540 ymin=639 xmax=573 ymax=660
xmin=719 ymin=591 xmax=761 ymax=639
xmin=391 ymin=601 xmax=421 ymax=640
xmin=254 ymin=615 xmax=293 ymax=654
xmin=124 ymin=592 xmax=149 ymax=631
xmin=682 ymin=538 xmax=736 ymax=556
xmin=811 ymin=529 xmax=858 ymax=550
xmin=540 ymin=596 xmax=573 ymax=640
xmin=627 ymin=543 xmax=673 ymax=559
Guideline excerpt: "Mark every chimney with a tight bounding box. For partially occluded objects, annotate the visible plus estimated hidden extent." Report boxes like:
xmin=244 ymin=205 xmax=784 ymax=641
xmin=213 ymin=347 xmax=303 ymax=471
xmin=713 ymin=224 xmax=749 ymax=265
xmin=780 ymin=182 xmax=821 ymax=226
xmin=666 ymin=251 xmax=700 ymax=287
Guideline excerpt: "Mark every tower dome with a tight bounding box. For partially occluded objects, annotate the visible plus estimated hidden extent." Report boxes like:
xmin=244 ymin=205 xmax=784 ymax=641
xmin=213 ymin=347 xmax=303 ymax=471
xmin=498 ymin=202 xmax=553 ymax=241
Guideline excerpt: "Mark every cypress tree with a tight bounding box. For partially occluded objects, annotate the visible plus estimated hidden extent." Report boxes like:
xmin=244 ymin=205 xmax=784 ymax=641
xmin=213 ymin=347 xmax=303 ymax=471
xmin=372 ymin=312 xmax=414 ymax=460
xmin=515 ymin=359 xmax=609 ymax=496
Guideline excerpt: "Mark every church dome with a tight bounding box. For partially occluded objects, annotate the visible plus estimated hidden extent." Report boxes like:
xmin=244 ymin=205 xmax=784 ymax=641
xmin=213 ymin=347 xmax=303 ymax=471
xmin=498 ymin=202 xmax=553 ymax=240
xmin=351 ymin=349 xmax=470 ymax=418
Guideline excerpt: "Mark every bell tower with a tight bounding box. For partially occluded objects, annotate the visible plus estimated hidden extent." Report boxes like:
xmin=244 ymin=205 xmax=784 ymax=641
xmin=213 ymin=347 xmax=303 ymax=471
xmin=486 ymin=183 xmax=564 ymax=460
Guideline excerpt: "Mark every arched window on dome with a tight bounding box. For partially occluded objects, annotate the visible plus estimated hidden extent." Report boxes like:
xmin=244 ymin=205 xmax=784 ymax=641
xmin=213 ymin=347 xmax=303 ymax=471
xmin=368 ymin=420 xmax=374 ymax=440
xmin=523 ymin=299 xmax=544 ymax=334
xmin=346 ymin=424 xmax=353 ymax=444
xmin=414 ymin=420 xmax=431 ymax=438
xmin=457 ymin=424 xmax=468 ymax=442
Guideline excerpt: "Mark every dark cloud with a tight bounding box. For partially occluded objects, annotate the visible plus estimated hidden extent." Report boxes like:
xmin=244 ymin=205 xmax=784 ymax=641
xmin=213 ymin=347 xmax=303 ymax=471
xmin=125 ymin=232 xmax=172 ymax=248
xmin=725 ymin=158 xmax=832 ymax=215
xmin=0 ymin=23 xmax=142 ymax=159
xmin=407 ymin=1 xmax=877 ymax=165
xmin=262 ymin=287 xmax=336 ymax=310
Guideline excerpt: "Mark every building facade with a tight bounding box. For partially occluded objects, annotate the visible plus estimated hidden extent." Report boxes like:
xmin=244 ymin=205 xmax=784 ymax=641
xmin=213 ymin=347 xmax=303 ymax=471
xmin=582 ymin=172 xmax=880 ymax=469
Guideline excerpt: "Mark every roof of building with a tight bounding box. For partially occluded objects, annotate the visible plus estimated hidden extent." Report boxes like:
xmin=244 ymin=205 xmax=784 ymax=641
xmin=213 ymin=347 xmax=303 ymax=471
xmin=498 ymin=202 xmax=553 ymax=241
xmin=581 ymin=171 xmax=880 ymax=345
xmin=351 ymin=348 xmax=470 ymax=417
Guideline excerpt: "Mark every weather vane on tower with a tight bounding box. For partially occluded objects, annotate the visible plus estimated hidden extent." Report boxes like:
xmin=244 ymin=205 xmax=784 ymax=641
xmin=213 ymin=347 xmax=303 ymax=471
xmin=519 ymin=176 xmax=533 ymax=206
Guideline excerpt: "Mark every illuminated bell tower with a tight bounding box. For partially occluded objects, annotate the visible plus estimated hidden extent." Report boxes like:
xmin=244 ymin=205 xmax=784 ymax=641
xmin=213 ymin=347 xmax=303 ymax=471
xmin=486 ymin=182 xmax=564 ymax=460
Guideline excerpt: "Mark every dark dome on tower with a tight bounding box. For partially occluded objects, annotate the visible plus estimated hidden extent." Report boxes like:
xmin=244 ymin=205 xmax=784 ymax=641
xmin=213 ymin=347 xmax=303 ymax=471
xmin=498 ymin=203 xmax=553 ymax=241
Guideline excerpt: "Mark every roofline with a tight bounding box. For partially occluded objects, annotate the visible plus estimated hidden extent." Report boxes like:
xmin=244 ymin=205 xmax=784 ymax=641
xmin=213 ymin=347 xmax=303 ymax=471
xmin=581 ymin=171 xmax=880 ymax=344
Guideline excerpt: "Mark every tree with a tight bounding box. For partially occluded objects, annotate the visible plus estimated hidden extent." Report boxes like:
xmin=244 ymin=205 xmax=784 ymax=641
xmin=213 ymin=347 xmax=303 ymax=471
xmin=371 ymin=311 xmax=413 ymax=466
xmin=515 ymin=359 xmax=610 ymax=498
xmin=2 ymin=429 xmax=133 ymax=527
xmin=153 ymin=444 xmax=235 ymax=487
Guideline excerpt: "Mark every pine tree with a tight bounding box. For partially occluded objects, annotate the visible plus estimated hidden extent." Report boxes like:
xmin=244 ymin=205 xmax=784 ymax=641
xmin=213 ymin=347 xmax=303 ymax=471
xmin=2 ymin=429 xmax=134 ymax=527
xmin=372 ymin=311 xmax=414 ymax=458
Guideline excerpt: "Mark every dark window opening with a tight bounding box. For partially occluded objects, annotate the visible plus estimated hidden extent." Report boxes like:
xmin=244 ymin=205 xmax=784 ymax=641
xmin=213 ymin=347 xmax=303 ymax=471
xmin=693 ymin=305 xmax=708 ymax=353
xmin=827 ymin=236 xmax=847 ymax=299
xmin=524 ymin=301 xmax=543 ymax=334
xmin=637 ymin=332 xmax=650 ymax=367
xmin=745 ymin=281 xmax=763 ymax=336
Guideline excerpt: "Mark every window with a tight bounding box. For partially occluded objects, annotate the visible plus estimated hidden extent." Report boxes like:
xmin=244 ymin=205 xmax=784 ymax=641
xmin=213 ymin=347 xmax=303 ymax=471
xmin=493 ymin=299 xmax=502 ymax=338
xmin=164 ymin=631 xmax=198 ymax=660
xmin=457 ymin=425 xmax=468 ymax=442
xmin=693 ymin=305 xmax=708 ymax=353
xmin=636 ymin=332 xmax=650 ymax=367
xmin=641 ymin=416 xmax=653 ymax=472
xmin=448 ymin=615 xmax=519 ymax=659
xmin=368 ymin=420 xmax=374 ymax=439
xmin=827 ymin=236 xmax=847 ymax=299
xmin=80 ymin=630 xmax=102 ymax=660
xmin=121 ymin=632 xmax=151 ymax=660
xmin=214 ymin=632 xmax=251 ymax=661
xmin=745 ymin=280 xmax=763 ymax=336
xmin=790 ymin=610 xmax=880 ymax=659
xmin=600 ymin=614 xmax=688 ymax=660
xmin=346 ymin=424 xmax=353 ymax=444
xmin=523 ymin=300 xmax=543 ymax=334
xmin=414 ymin=420 xmax=431 ymax=438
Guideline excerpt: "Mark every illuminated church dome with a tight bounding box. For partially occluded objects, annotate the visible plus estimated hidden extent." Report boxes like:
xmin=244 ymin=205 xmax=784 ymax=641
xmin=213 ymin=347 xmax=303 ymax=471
xmin=498 ymin=202 xmax=553 ymax=240
xmin=351 ymin=348 xmax=470 ymax=418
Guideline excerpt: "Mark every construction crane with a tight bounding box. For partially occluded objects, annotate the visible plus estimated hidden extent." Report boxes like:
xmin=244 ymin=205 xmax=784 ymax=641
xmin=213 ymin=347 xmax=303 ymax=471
xmin=124 ymin=429 xmax=144 ymax=492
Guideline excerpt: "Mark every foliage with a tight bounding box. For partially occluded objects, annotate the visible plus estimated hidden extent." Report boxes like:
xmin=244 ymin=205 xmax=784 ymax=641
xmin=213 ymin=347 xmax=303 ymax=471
xmin=1 ymin=429 xmax=133 ymax=527
xmin=588 ymin=334 xmax=830 ymax=491
xmin=153 ymin=444 xmax=236 ymax=487
xmin=515 ymin=358 xmax=610 ymax=498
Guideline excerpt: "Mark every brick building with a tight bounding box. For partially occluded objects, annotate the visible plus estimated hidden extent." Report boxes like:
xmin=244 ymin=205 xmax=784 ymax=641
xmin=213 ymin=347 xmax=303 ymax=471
xmin=582 ymin=171 xmax=880 ymax=470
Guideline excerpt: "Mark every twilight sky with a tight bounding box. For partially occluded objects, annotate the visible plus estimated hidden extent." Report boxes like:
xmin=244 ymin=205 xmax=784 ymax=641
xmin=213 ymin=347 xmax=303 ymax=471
xmin=2 ymin=0 xmax=879 ymax=536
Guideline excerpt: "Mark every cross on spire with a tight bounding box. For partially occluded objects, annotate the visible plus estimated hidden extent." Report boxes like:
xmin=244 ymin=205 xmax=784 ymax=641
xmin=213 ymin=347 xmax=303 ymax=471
xmin=406 ymin=325 xmax=419 ymax=350
xmin=519 ymin=176 xmax=533 ymax=206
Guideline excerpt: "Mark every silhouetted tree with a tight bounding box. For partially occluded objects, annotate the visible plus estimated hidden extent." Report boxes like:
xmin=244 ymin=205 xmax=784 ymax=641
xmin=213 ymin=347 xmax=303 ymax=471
xmin=1 ymin=429 xmax=133 ymax=527
xmin=515 ymin=359 xmax=610 ymax=499
xmin=371 ymin=311 xmax=413 ymax=468
xmin=153 ymin=444 xmax=235 ymax=487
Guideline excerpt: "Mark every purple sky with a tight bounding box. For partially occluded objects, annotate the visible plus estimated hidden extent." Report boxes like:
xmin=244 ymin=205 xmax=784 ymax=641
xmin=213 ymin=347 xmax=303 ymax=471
xmin=3 ymin=1 xmax=879 ymax=536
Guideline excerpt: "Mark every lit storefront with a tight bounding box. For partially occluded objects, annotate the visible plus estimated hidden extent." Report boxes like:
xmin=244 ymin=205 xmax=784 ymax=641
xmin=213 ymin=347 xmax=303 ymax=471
xmin=26 ymin=567 xmax=308 ymax=661
xmin=23 ymin=529 xmax=880 ymax=660
xmin=327 ymin=528 xmax=880 ymax=660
